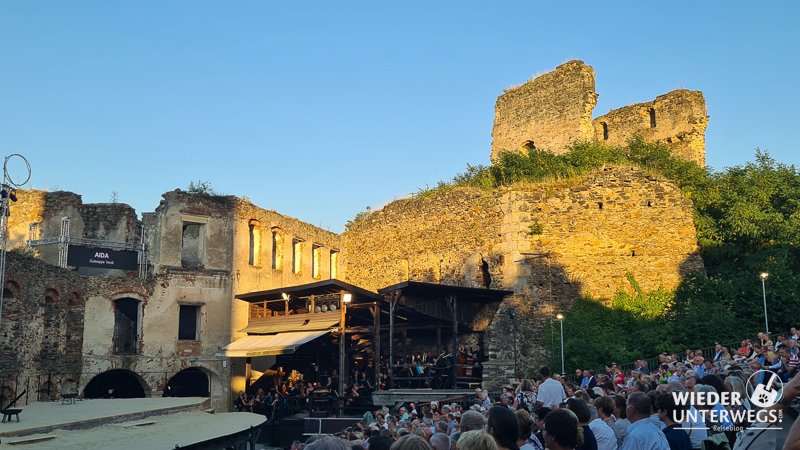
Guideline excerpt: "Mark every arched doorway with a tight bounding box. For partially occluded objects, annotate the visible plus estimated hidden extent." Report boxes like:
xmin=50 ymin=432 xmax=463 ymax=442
xmin=83 ymin=369 xmax=147 ymax=399
xmin=163 ymin=368 xmax=209 ymax=397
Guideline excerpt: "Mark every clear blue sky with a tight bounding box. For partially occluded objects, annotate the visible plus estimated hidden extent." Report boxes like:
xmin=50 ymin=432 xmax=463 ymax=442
xmin=1 ymin=1 xmax=797 ymax=232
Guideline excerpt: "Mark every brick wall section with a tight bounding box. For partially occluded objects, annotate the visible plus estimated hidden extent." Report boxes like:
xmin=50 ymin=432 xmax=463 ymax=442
xmin=344 ymin=166 xmax=704 ymax=385
xmin=491 ymin=60 xmax=598 ymax=162
xmin=593 ymin=90 xmax=708 ymax=166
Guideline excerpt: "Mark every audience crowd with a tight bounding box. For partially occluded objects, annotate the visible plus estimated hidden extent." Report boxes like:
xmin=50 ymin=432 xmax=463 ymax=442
xmin=268 ymin=330 xmax=800 ymax=450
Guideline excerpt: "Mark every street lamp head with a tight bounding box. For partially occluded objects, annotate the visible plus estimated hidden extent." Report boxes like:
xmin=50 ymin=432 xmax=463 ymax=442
xmin=557 ymin=314 xmax=563 ymax=320
xmin=761 ymin=272 xmax=769 ymax=280
xmin=342 ymin=293 xmax=352 ymax=303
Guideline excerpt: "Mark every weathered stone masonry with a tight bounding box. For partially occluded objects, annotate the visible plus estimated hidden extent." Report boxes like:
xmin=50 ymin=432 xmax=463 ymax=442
xmin=344 ymin=166 xmax=704 ymax=385
xmin=491 ymin=60 xmax=708 ymax=167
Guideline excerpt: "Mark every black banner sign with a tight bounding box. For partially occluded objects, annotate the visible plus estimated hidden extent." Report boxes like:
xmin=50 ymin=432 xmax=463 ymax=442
xmin=67 ymin=246 xmax=139 ymax=270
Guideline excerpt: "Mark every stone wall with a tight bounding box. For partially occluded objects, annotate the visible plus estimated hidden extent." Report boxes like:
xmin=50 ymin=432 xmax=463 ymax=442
xmin=491 ymin=60 xmax=598 ymax=162
xmin=344 ymin=166 xmax=704 ymax=386
xmin=593 ymin=90 xmax=708 ymax=166
xmin=490 ymin=60 xmax=708 ymax=166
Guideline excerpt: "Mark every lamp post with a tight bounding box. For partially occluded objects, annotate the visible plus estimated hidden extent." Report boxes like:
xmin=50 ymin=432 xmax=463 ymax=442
xmin=557 ymin=314 xmax=564 ymax=375
xmin=0 ymin=154 xmax=31 ymax=332
xmin=338 ymin=292 xmax=352 ymax=417
xmin=761 ymin=272 xmax=769 ymax=334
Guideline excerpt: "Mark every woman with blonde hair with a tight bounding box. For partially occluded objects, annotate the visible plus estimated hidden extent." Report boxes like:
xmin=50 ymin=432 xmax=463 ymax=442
xmin=457 ymin=430 xmax=498 ymax=450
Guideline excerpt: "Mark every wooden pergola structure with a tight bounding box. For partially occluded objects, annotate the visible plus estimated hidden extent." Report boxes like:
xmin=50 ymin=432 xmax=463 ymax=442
xmin=230 ymin=279 xmax=382 ymax=412
xmin=377 ymin=281 xmax=513 ymax=390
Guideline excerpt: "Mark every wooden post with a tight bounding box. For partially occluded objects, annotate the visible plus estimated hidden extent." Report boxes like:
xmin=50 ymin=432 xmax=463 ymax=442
xmin=310 ymin=295 xmax=315 ymax=314
xmin=451 ymin=295 xmax=457 ymax=389
xmin=388 ymin=290 xmax=400 ymax=390
xmin=245 ymin=357 xmax=252 ymax=389
xmin=373 ymin=304 xmax=380 ymax=389
xmin=338 ymin=294 xmax=346 ymax=417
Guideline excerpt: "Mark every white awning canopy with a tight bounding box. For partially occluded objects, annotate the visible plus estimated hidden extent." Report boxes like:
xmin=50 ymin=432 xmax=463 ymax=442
xmin=215 ymin=331 xmax=329 ymax=358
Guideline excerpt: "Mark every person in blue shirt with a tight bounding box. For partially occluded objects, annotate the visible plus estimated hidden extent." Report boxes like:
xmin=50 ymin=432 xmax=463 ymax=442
xmin=657 ymin=391 xmax=693 ymax=450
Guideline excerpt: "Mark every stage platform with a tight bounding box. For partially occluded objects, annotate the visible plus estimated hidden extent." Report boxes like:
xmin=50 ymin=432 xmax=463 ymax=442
xmin=371 ymin=389 xmax=475 ymax=408
xmin=0 ymin=397 xmax=267 ymax=449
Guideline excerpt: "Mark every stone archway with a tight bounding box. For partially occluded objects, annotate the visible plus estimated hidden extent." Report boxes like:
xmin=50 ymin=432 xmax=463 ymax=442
xmin=163 ymin=368 xmax=209 ymax=397
xmin=83 ymin=369 xmax=148 ymax=399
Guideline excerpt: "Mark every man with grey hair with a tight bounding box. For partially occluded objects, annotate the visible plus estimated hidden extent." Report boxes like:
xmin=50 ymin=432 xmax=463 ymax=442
xmin=430 ymin=433 xmax=450 ymax=450
xmin=458 ymin=410 xmax=486 ymax=432
xmin=621 ymin=392 xmax=669 ymax=450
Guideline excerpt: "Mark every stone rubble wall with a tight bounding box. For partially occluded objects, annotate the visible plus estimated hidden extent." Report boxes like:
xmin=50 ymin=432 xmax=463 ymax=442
xmin=491 ymin=60 xmax=598 ymax=162
xmin=344 ymin=166 xmax=704 ymax=387
xmin=491 ymin=60 xmax=708 ymax=167
xmin=593 ymin=90 xmax=708 ymax=166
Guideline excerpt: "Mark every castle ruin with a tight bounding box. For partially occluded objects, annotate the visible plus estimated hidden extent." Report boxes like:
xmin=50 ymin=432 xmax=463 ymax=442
xmin=490 ymin=60 xmax=709 ymax=166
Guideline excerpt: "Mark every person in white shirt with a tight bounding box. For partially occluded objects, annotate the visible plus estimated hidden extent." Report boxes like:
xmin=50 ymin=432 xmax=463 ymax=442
xmin=535 ymin=366 xmax=566 ymax=409
xmin=588 ymin=404 xmax=618 ymax=450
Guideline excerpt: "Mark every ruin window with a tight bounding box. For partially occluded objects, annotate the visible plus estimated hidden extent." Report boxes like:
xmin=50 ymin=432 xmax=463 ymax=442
xmin=522 ymin=140 xmax=536 ymax=152
xmin=649 ymin=108 xmax=656 ymax=128
xmin=602 ymin=122 xmax=609 ymax=140
xmin=292 ymin=238 xmax=304 ymax=274
xmin=113 ymin=298 xmax=140 ymax=355
xmin=178 ymin=304 xmax=200 ymax=341
xmin=330 ymin=249 xmax=339 ymax=279
xmin=312 ymin=244 xmax=322 ymax=278
xmin=181 ymin=219 xmax=206 ymax=269
xmin=271 ymin=228 xmax=284 ymax=270
xmin=248 ymin=220 xmax=261 ymax=266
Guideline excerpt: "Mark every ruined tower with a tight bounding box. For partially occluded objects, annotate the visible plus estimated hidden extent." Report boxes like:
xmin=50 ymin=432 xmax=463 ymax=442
xmin=490 ymin=60 xmax=708 ymax=166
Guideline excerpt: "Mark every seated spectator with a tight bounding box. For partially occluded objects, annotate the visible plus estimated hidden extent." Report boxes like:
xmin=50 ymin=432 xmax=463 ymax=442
xmin=656 ymin=394 xmax=692 ymax=450
xmin=611 ymin=395 xmax=630 ymax=448
xmin=457 ymin=430 xmax=498 ymax=450
xmin=565 ymin=398 xmax=598 ymax=450
xmin=587 ymin=404 xmax=615 ymax=450
xmin=543 ymin=408 xmax=583 ymax=450
xmin=621 ymin=392 xmax=669 ymax=450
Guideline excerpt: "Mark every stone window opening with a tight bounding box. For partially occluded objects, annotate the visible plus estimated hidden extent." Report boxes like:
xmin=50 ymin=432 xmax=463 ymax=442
xmin=113 ymin=298 xmax=140 ymax=355
xmin=602 ymin=122 xmax=609 ymax=140
xmin=330 ymin=249 xmax=340 ymax=279
xmin=631 ymin=250 xmax=636 ymax=257
xmin=598 ymin=202 xmax=603 ymax=210
xmin=649 ymin=108 xmax=656 ymax=128
xmin=647 ymin=200 xmax=652 ymax=207
xmin=312 ymin=244 xmax=322 ymax=278
xmin=178 ymin=304 xmax=201 ymax=341
xmin=271 ymin=227 xmax=284 ymax=270
xmin=522 ymin=140 xmax=536 ymax=152
xmin=292 ymin=238 xmax=304 ymax=274
xmin=248 ymin=220 xmax=261 ymax=266
xmin=181 ymin=221 xmax=206 ymax=269
xmin=480 ymin=258 xmax=492 ymax=288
